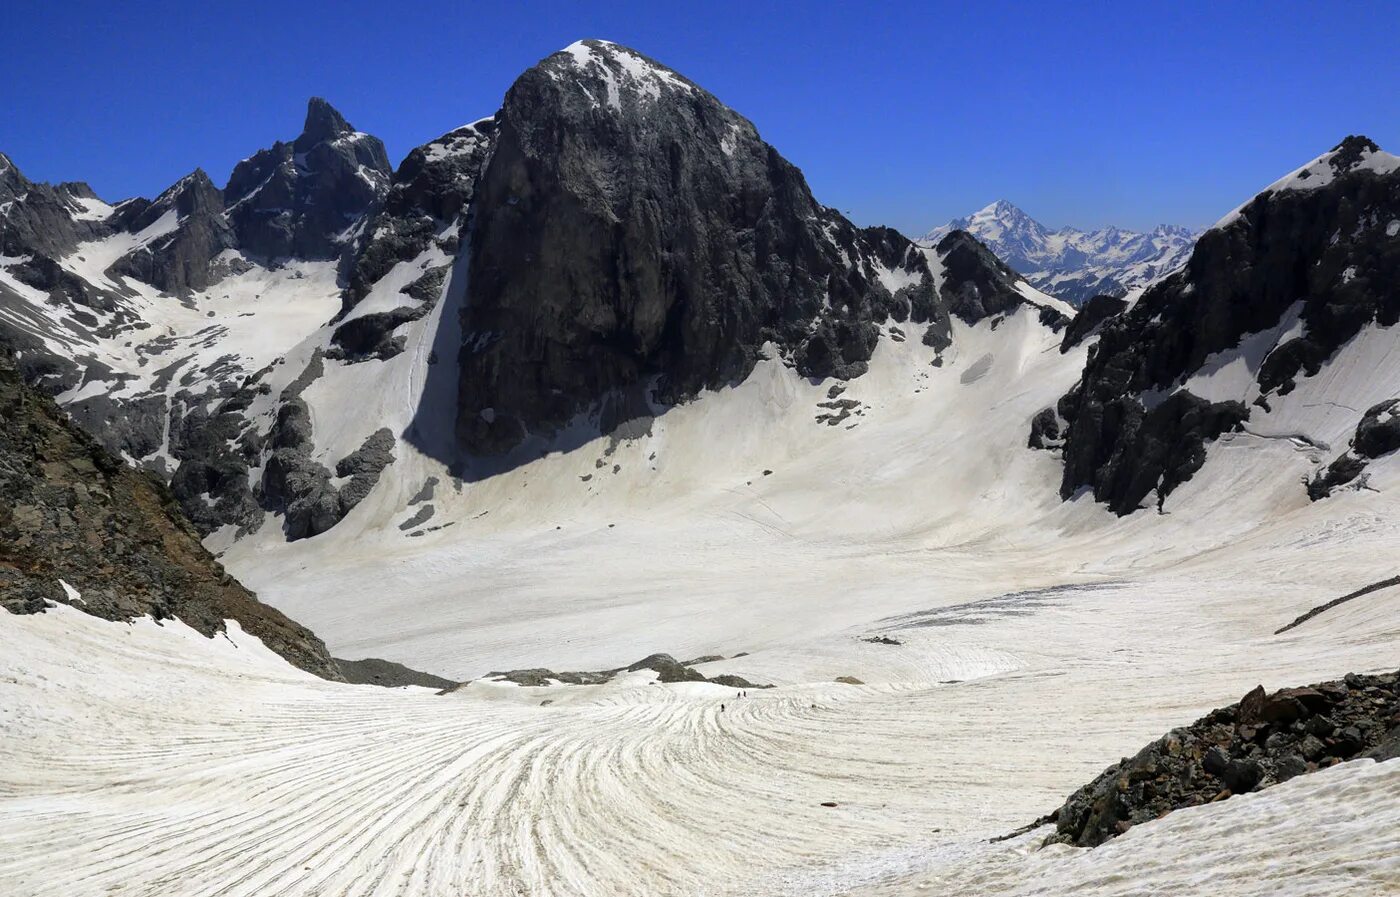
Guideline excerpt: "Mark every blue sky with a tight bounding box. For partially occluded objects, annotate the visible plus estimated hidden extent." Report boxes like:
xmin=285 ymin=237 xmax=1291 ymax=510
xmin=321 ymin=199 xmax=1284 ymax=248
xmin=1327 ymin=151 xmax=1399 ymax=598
xmin=4 ymin=1 xmax=1396 ymax=234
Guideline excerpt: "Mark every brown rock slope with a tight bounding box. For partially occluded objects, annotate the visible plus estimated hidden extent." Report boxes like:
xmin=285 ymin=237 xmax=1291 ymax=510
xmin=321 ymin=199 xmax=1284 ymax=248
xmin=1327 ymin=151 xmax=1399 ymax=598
xmin=0 ymin=349 xmax=341 ymax=680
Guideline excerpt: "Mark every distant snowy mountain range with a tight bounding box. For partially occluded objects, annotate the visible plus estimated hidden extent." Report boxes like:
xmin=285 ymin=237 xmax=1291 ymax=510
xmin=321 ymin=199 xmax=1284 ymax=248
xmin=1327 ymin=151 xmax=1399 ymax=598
xmin=921 ymin=200 xmax=1202 ymax=304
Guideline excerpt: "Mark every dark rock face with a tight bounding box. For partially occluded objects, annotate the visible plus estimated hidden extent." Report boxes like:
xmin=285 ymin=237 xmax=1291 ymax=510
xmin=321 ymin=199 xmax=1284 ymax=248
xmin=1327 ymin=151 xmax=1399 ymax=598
xmin=0 ymin=153 xmax=109 ymax=259
xmin=258 ymin=388 xmax=395 ymax=541
xmin=9 ymin=252 xmax=116 ymax=313
xmin=327 ymin=120 xmax=498 ymax=365
xmin=107 ymin=170 xmax=237 ymax=295
xmin=1045 ymin=671 xmax=1400 ymax=848
xmin=936 ymin=230 xmax=1067 ymax=332
xmin=455 ymin=41 xmax=947 ymax=457
xmin=1309 ymin=398 xmax=1400 ymax=498
xmin=167 ymin=373 xmax=269 ymax=536
xmin=65 ymin=392 xmax=169 ymax=462
xmin=224 ymin=98 xmax=391 ymax=262
xmin=1060 ymin=293 xmax=1129 ymax=352
xmin=1027 ymin=407 xmax=1062 ymax=450
xmin=0 ymin=349 xmax=339 ymax=679
xmin=343 ymin=120 xmax=496 ymax=311
xmin=1058 ymin=386 xmax=1247 ymax=514
xmin=1054 ymin=136 xmax=1400 ymax=513
xmin=328 ymin=266 xmax=449 ymax=363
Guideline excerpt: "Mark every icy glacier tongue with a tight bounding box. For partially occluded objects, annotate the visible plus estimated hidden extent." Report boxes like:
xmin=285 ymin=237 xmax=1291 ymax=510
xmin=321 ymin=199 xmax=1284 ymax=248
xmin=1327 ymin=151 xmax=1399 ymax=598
xmin=922 ymin=199 xmax=1201 ymax=305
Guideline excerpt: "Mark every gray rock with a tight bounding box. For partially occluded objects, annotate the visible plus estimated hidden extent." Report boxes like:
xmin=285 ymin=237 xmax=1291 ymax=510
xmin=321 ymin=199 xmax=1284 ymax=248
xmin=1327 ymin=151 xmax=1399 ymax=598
xmin=106 ymin=170 xmax=236 ymax=295
xmin=1055 ymin=135 xmax=1400 ymax=514
xmin=453 ymin=41 xmax=948 ymax=459
xmin=1043 ymin=670 xmax=1399 ymax=848
xmin=224 ymin=98 xmax=391 ymax=262
xmin=1310 ymin=399 xmax=1400 ymax=498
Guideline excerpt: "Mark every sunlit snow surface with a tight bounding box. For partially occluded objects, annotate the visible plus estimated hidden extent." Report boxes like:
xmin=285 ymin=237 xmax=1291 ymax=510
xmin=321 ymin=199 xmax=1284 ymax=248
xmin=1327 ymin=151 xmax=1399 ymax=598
xmin=3 ymin=307 xmax=1400 ymax=895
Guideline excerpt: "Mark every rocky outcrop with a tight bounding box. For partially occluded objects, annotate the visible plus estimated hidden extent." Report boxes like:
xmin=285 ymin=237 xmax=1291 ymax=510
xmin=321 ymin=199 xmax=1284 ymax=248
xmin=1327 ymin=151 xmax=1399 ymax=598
xmin=326 ymin=119 xmax=498 ymax=364
xmin=1053 ymin=136 xmax=1400 ymax=514
xmin=936 ymin=230 xmax=1068 ymax=332
xmin=258 ymin=379 xmax=395 ymax=541
xmin=343 ymin=119 xmax=496 ymax=310
xmin=1060 ymin=293 xmax=1129 ymax=352
xmin=480 ymin=652 xmax=768 ymax=689
xmin=455 ymin=40 xmax=947 ymax=457
xmin=0 ymin=348 xmax=340 ymax=679
xmin=224 ymin=98 xmax=391 ymax=261
xmin=1309 ymin=397 xmax=1400 ymax=498
xmin=107 ymin=169 xmax=237 ymax=294
xmin=335 ymin=656 xmax=456 ymax=689
xmin=167 ymin=373 xmax=269 ymax=536
xmin=1043 ymin=671 xmax=1400 ymax=848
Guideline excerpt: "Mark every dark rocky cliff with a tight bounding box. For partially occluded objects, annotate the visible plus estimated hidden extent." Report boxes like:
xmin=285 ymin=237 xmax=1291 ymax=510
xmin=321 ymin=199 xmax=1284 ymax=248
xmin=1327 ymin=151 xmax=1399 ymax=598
xmin=1049 ymin=136 xmax=1400 ymax=514
xmin=107 ymin=169 xmax=237 ymax=294
xmin=225 ymin=97 xmax=392 ymax=261
xmin=455 ymin=40 xmax=947 ymax=457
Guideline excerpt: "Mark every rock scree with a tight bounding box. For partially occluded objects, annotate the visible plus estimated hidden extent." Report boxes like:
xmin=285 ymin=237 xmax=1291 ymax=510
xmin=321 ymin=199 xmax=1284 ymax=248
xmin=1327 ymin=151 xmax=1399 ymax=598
xmin=1042 ymin=670 xmax=1400 ymax=848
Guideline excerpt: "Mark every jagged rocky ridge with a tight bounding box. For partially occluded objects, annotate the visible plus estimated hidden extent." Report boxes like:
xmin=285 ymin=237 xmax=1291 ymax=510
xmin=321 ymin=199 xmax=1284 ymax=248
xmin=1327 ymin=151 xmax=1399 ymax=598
xmin=1042 ymin=136 xmax=1400 ymax=514
xmin=0 ymin=348 xmax=340 ymax=679
xmin=169 ymin=117 xmax=499 ymax=541
xmin=0 ymin=97 xmax=394 ymax=500
xmin=1 ymin=41 xmax=1067 ymax=541
xmin=1042 ymin=670 xmax=1400 ymax=848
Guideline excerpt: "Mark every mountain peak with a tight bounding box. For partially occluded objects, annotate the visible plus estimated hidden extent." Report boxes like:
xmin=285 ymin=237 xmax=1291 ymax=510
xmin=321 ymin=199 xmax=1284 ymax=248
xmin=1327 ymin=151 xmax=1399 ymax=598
xmin=984 ymin=199 xmax=1024 ymax=216
xmin=298 ymin=97 xmax=354 ymax=148
xmin=923 ymin=201 xmax=1201 ymax=304
xmin=538 ymin=39 xmax=698 ymax=112
xmin=1214 ymin=136 xmax=1400 ymax=231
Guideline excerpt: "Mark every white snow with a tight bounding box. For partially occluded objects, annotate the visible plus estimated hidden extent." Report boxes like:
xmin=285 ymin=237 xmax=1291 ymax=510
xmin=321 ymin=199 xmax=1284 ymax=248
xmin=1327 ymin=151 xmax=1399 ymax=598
xmin=559 ymin=40 xmax=695 ymax=111
xmin=3 ymin=298 xmax=1400 ymax=894
xmin=1214 ymin=143 xmax=1400 ymax=230
xmin=66 ymin=193 xmax=115 ymax=222
xmin=57 ymin=580 xmax=84 ymax=604
xmin=3 ymin=470 xmax=1397 ymax=897
xmin=923 ymin=201 xmax=1200 ymax=300
xmin=421 ymin=118 xmax=494 ymax=163
xmin=3 ymin=141 xmax=1400 ymax=895
xmin=1013 ymin=278 xmax=1076 ymax=318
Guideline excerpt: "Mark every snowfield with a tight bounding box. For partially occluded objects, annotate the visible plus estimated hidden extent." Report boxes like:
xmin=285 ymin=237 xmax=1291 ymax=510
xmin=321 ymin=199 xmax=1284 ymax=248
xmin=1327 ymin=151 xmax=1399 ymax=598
xmin=3 ymin=304 xmax=1400 ymax=895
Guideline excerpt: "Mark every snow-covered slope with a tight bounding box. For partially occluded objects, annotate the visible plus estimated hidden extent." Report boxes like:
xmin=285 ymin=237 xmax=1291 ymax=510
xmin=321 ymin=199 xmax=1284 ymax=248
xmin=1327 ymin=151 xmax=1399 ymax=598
xmin=0 ymin=100 xmax=386 ymax=477
xmin=922 ymin=200 xmax=1201 ymax=304
xmin=4 ymin=450 xmax=1398 ymax=895
xmin=3 ymin=42 xmax=1400 ymax=897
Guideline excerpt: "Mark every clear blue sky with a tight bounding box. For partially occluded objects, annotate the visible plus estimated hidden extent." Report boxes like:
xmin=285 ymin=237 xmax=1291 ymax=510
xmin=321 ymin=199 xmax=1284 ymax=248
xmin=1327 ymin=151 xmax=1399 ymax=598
xmin=4 ymin=1 xmax=1397 ymax=234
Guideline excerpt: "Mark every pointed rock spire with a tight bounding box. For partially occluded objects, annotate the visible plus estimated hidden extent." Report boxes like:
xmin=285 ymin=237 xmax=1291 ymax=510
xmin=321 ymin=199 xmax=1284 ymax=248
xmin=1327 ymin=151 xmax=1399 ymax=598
xmin=296 ymin=97 xmax=353 ymax=150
